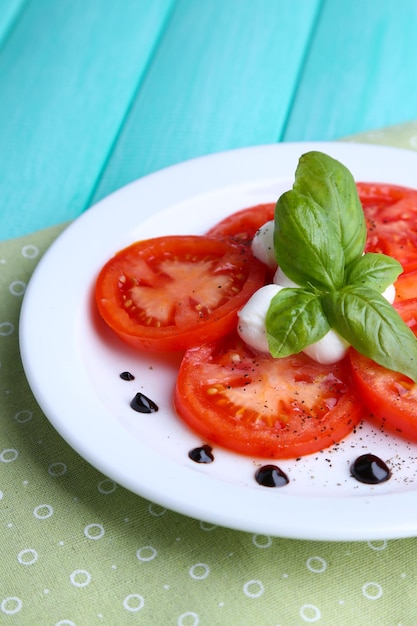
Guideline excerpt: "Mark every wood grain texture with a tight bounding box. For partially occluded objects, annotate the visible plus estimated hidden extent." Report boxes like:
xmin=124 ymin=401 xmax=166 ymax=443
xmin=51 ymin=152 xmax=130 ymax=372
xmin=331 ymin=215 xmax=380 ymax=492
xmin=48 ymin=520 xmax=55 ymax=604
xmin=284 ymin=0 xmax=417 ymax=140
xmin=0 ymin=0 xmax=26 ymax=45
xmin=2 ymin=0 xmax=417 ymax=240
xmin=0 ymin=0 xmax=174 ymax=239
xmin=91 ymin=0 xmax=321 ymax=205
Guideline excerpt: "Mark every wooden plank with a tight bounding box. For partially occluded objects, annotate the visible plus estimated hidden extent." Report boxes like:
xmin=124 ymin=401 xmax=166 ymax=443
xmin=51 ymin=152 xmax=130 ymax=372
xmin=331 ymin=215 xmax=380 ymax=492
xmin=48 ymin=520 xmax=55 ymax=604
xmin=284 ymin=0 xmax=417 ymax=141
xmin=0 ymin=0 xmax=175 ymax=239
xmin=91 ymin=0 xmax=321 ymax=205
xmin=0 ymin=0 xmax=26 ymax=45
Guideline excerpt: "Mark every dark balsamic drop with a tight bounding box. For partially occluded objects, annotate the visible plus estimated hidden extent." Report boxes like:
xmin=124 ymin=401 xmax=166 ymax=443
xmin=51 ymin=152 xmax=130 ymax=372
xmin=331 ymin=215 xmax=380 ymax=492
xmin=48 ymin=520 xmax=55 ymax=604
xmin=188 ymin=445 xmax=214 ymax=464
xmin=120 ymin=371 xmax=135 ymax=381
xmin=255 ymin=464 xmax=289 ymax=488
xmin=130 ymin=392 xmax=158 ymax=414
xmin=350 ymin=454 xmax=391 ymax=484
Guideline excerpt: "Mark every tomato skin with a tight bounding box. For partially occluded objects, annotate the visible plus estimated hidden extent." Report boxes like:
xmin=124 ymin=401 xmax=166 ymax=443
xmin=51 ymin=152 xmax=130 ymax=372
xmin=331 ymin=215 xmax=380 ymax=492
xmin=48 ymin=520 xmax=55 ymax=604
xmin=206 ymin=203 xmax=275 ymax=244
xmin=175 ymin=332 xmax=363 ymax=459
xmin=357 ymin=182 xmax=417 ymax=273
xmin=349 ymin=299 xmax=417 ymax=441
xmin=95 ymin=235 xmax=266 ymax=352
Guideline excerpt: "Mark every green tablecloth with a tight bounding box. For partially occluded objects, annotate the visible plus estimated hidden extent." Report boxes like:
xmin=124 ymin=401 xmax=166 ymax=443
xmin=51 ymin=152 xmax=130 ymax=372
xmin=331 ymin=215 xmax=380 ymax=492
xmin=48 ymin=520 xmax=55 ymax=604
xmin=2 ymin=124 xmax=417 ymax=625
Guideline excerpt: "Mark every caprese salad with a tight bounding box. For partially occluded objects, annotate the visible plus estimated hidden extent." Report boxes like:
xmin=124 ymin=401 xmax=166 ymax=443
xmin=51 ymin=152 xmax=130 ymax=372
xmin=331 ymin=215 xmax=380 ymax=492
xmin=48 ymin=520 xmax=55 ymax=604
xmin=95 ymin=151 xmax=417 ymax=460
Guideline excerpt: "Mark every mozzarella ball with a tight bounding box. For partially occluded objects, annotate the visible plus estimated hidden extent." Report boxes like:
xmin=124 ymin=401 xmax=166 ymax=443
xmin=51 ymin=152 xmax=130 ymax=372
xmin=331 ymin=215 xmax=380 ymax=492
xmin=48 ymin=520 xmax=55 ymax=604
xmin=237 ymin=284 xmax=283 ymax=352
xmin=251 ymin=220 xmax=277 ymax=269
xmin=382 ymin=282 xmax=396 ymax=304
xmin=303 ymin=330 xmax=350 ymax=364
xmin=273 ymin=266 xmax=300 ymax=288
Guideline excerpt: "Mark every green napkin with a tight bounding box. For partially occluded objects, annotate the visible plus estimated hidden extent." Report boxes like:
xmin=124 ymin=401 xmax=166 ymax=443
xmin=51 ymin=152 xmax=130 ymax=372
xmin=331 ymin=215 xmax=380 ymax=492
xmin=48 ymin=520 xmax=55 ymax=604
xmin=2 ymin=124 xmax=417 ymax=626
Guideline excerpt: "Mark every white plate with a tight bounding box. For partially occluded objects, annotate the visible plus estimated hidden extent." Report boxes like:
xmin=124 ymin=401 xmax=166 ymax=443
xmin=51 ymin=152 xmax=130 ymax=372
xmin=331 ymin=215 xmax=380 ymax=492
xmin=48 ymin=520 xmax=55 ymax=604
xmin=20 ymin=142 xmax=417 ymax=541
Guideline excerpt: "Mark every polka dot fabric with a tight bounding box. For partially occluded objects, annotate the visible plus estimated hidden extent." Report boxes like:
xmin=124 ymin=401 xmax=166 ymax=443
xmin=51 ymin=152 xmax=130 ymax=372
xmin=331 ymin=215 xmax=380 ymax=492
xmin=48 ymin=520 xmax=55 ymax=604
xmin=3 ymin=127 xmax=417 ymax=625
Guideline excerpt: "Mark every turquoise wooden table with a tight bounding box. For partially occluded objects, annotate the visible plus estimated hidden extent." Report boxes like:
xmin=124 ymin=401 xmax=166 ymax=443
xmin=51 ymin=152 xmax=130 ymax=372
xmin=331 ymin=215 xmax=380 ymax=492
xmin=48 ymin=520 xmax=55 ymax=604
xmin=2 ymin=0 xmax=417 ymax=239
xmin=2 ymin=1 xmax=417 ymax=624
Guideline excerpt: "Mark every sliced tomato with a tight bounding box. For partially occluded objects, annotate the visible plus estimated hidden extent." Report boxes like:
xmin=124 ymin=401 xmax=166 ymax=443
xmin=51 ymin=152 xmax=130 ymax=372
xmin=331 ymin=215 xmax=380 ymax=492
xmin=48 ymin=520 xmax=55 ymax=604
xmin=349 ymin=298 xmax=417 ymax=441
xmin=174 ymin=331 xmax=363 ymax=459
xmin=95 ymin=235 xmax=266 ymax=352
xmin=206 ymin=203 xmax=275 ymax=244
xmin=357 ymin=182 xmax=417 ymax=273
xmin=395 ymin=270 xmax=417 ymax=302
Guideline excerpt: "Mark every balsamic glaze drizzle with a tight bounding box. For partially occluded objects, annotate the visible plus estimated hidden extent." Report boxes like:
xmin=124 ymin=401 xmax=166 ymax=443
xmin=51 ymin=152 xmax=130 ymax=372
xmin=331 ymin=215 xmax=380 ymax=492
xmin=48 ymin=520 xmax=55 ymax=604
xmin=255 ymin=464 xmax=289 ymax=488
xmin=120 ymin=371 xmax=135 ymax=381
xmin=130 ymin=392 xmax=159 ymax=414
xmin=188 ymin=445 xmax=214 ymax=464
xmin=118 ymin=373 xmax=396 ymax=487
xmin=350 ymin=453 xmax=391 ymax=484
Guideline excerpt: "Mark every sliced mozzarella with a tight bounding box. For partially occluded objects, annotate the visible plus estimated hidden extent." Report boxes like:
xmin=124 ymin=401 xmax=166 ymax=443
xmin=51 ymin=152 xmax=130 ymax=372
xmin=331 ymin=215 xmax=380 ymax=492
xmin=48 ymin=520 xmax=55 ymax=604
xmin=237 ymin=284 xmax=283 ymax=352
xmin=251 ymin=220 xmax=277 ymax=269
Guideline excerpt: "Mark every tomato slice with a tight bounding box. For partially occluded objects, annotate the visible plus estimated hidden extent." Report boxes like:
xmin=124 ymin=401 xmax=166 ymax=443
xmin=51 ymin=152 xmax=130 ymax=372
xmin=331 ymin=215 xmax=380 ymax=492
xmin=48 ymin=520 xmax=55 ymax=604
xmin=395 ymin=270 xmax=417 ymax=302
xmin=95 ymin=235 xmax=266 ymax=352
xmin=357 ymin=182 xmax=417 ymax=273
xmin=349 ymin=298 xmax=417 ymax=441
xmin=206 ymin=203 xmax=275 ymax=244
xmin=174 ymin=332 xmax=363 ymax=459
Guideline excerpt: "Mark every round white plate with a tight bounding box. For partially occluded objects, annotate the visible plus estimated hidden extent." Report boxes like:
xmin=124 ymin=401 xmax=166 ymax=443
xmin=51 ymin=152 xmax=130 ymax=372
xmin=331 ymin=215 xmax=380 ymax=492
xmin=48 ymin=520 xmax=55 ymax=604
xmin=20 ymin=142 xmax=417 ymax=541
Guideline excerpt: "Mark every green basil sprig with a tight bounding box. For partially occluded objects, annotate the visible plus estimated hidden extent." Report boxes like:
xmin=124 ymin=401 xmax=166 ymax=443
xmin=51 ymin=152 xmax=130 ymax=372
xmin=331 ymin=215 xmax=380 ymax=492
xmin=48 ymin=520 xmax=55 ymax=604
xmin=266 ymin=150 xmax=417 ymax=382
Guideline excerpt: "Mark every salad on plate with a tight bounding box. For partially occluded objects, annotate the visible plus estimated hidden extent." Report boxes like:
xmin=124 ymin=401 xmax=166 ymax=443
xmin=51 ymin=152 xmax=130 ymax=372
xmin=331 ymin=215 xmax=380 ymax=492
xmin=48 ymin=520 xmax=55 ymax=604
xmin=94 ymin=151 xmax=417 ymax=477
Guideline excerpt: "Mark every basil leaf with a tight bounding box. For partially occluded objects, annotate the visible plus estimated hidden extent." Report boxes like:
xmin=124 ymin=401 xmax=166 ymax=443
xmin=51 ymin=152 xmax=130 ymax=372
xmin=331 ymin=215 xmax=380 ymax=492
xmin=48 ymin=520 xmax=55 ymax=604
xmin=322 ymin=285 xmax=417 ymax=382
xmin=345 ymin=252 xmax=403 ymax=291
xmin=274 ymin=190 xmax=345 ymax=290
xmin=266 ymin=288 xmax=330 ymax=357
xmin=293 ymin=151 xmax=367 ymax=265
